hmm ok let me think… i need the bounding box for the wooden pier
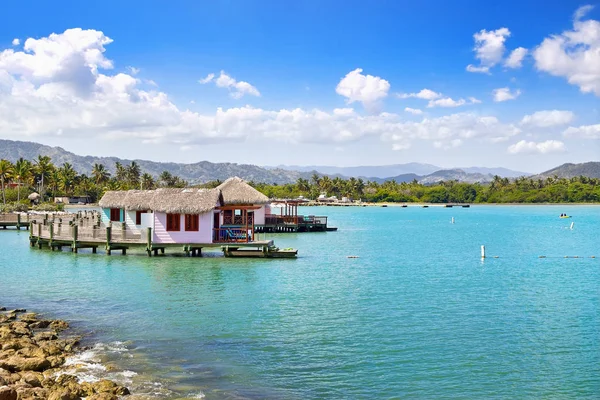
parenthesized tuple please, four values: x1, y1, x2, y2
(23, 212, 293, 258)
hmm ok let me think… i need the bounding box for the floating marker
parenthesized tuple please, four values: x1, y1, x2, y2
(481, 245, 486, 259)
(451, 217, 455, 224)
(570, 222, 574, 230)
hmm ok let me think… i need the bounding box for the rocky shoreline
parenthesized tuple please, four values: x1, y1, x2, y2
(0, 307, 130, 400)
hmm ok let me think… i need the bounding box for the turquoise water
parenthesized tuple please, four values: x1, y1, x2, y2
(1, 205, 599, 399)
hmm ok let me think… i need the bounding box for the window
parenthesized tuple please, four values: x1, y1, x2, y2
(110, 208, 121, 222)
(166, 213, 180, 231)
(185, 214, 199, 231)
(135, 210, 148, 225)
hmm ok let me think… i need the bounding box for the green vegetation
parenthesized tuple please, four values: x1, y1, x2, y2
(0, 155, 598, 212)
(0, 157, 187, 211)
(246, 174, 600, 204)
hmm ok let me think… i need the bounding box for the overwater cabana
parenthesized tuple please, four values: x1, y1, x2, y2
(256, 199, 336, 232)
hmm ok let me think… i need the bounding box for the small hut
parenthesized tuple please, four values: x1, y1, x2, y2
(217, 177, 270, 227)
(98, 191, 130, 223)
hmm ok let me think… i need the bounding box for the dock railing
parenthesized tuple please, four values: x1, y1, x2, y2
(213, 227, 254, 243)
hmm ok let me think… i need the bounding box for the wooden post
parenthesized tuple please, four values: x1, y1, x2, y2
(146, 227, 153, 257)
(122, 222, 126, 240)
(106, 226, 112, 255)
(49, 223, 54, 250)
(72, 225, 78, 253)
(16, 214, 21, 230)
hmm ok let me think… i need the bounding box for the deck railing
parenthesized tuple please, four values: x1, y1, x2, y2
(264, 214, 328, 225)
(213, 227, 254, 243)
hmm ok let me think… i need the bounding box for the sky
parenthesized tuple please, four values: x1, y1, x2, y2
(0, 1, 598, 174)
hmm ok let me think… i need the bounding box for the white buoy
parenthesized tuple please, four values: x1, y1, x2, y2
(481, 245, 486, 259)
(570, 222, 574, 230)
(451, 217, 455, 224)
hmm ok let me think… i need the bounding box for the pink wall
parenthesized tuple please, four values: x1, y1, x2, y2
(153, 212, 215, 244)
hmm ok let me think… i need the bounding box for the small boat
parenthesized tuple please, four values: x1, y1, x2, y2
(560, 215, 572, 219)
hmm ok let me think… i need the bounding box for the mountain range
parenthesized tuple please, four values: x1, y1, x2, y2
(0, 139, 598, 184)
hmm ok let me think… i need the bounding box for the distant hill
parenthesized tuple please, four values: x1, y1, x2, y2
(532, 162, 600, 180)
(419, 169, 494, 184)
(0, 139, 315, 185)
(270, 163, 441, 178)
(460, 167, 531, 177)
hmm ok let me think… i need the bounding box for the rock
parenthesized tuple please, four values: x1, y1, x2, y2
(54, 375, 77, 387)
(0, 386, 17, 400)
(28, 321, 50, 330)
(48, 388, 80, 400)
(15, 386, 49, 400)
(15, 347, 46, 360)
(45, 356, 65, 369)
(91, 380, 129, 396)
(1, 356, 50, 372)
(86, 394, 117, 400)
(78, 382, 94, 397)
(2, 338, 33, 351)
(20, 371, 43, 387)
(48, 321, 68, 332)
(0, 369, 21, 385)
(7, 323, 29, 337)
(37, 343, 62, 357)
(13, 310, 26, 314)
(0, 307, 6, 311)
(18, 314, 37, 324)
(33, 332, 57, 342)
(0, 317, 9, 325)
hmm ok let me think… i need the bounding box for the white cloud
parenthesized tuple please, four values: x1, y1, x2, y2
(397, 88, 441, 100)
(0, 28, 525, 155)
(563, 123, 600, 139)
(466, 27, 511, 73)
(507, 140, 566, 154)
(11, 38, 19, 46)
(520, 110, 575, 127)
(504, 47, 528, 68)
(404, 107, 423, 115)
(198, 73, 215, 84)
(126, 66, 140, 75)
(533, 5, 600, 96)
(427, 97, 480, 108)
(493, 87, 521, 102)
(335, 68, 390, 112)
(466, 65, 490, 74)
(434, 139, 463, 149)
(198, 71, 260, 99)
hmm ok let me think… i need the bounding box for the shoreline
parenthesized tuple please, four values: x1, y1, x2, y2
(0, 307, 131, 400)
(300, 202, 600, 207)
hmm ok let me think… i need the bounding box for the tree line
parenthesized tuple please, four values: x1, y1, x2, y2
(0, 156, 186, 210)
(249, 173, 600, 204)
(1, 156, 599, 211)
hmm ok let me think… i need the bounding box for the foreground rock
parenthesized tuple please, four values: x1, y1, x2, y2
(0, 308, 130, 399)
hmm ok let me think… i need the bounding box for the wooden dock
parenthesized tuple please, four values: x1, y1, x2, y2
(255, 214, 337, 233)
(22, 212, 293, 258)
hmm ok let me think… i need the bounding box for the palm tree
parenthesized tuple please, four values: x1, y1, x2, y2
(14, 157, 32, 202)
(58, 163, 77, 196)
(0, 159, 14, 205)
(34, 155, 54, 201)
(114, 162, 127, 183)
(296, 178, 310, 193)
(91, 163, 111, 185)
(159, 171, 174, 187)
(127, 161, 141, 187)
(141, 173, 155, 190)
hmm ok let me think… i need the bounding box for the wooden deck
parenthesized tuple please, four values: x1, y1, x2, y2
(255, 214, 336, 233)
(22, 212, 289, 258)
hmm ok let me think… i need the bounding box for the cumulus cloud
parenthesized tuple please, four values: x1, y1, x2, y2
(198, 71, 260, 99)
(504, 47, 528, 68)
(404, 107, 423, 115)
(533, 5, 600, 96)
(563, 123, 600, 139)
(507, 140, 566, 154)
(493, 87, 521, 102)
(466, 27, 511, 73)
(397, 88, 441, 100)
(0, 28, 527, 154)
(335, 68, 390, 112)
(427, 97, 481, 108)
(11, 38, 19, 46)
(520, 110, 575, 127)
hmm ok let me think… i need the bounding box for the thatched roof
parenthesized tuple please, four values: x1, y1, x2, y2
(217, 177, 270, 205)
(149, 188, 222, 214)
(98, 191, 129, 208)
(122, 190, 154, 211)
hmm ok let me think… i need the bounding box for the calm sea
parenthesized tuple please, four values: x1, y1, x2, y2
(1, 205, 598, 399)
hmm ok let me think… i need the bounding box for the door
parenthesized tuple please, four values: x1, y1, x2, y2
(213, 212, 220, 241)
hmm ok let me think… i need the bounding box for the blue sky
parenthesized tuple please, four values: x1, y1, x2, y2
(0, 1, 598, 173)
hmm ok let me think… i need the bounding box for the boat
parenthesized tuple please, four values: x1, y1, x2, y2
(560, 215, 572, 219)
(222, 245, 298, 258)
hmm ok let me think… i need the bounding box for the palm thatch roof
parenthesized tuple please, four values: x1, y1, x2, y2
(148, 188, 222, 214)
(98, 191, 130, 208)
(217, 177, 270, 205)
(122, 190, 154, 211)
